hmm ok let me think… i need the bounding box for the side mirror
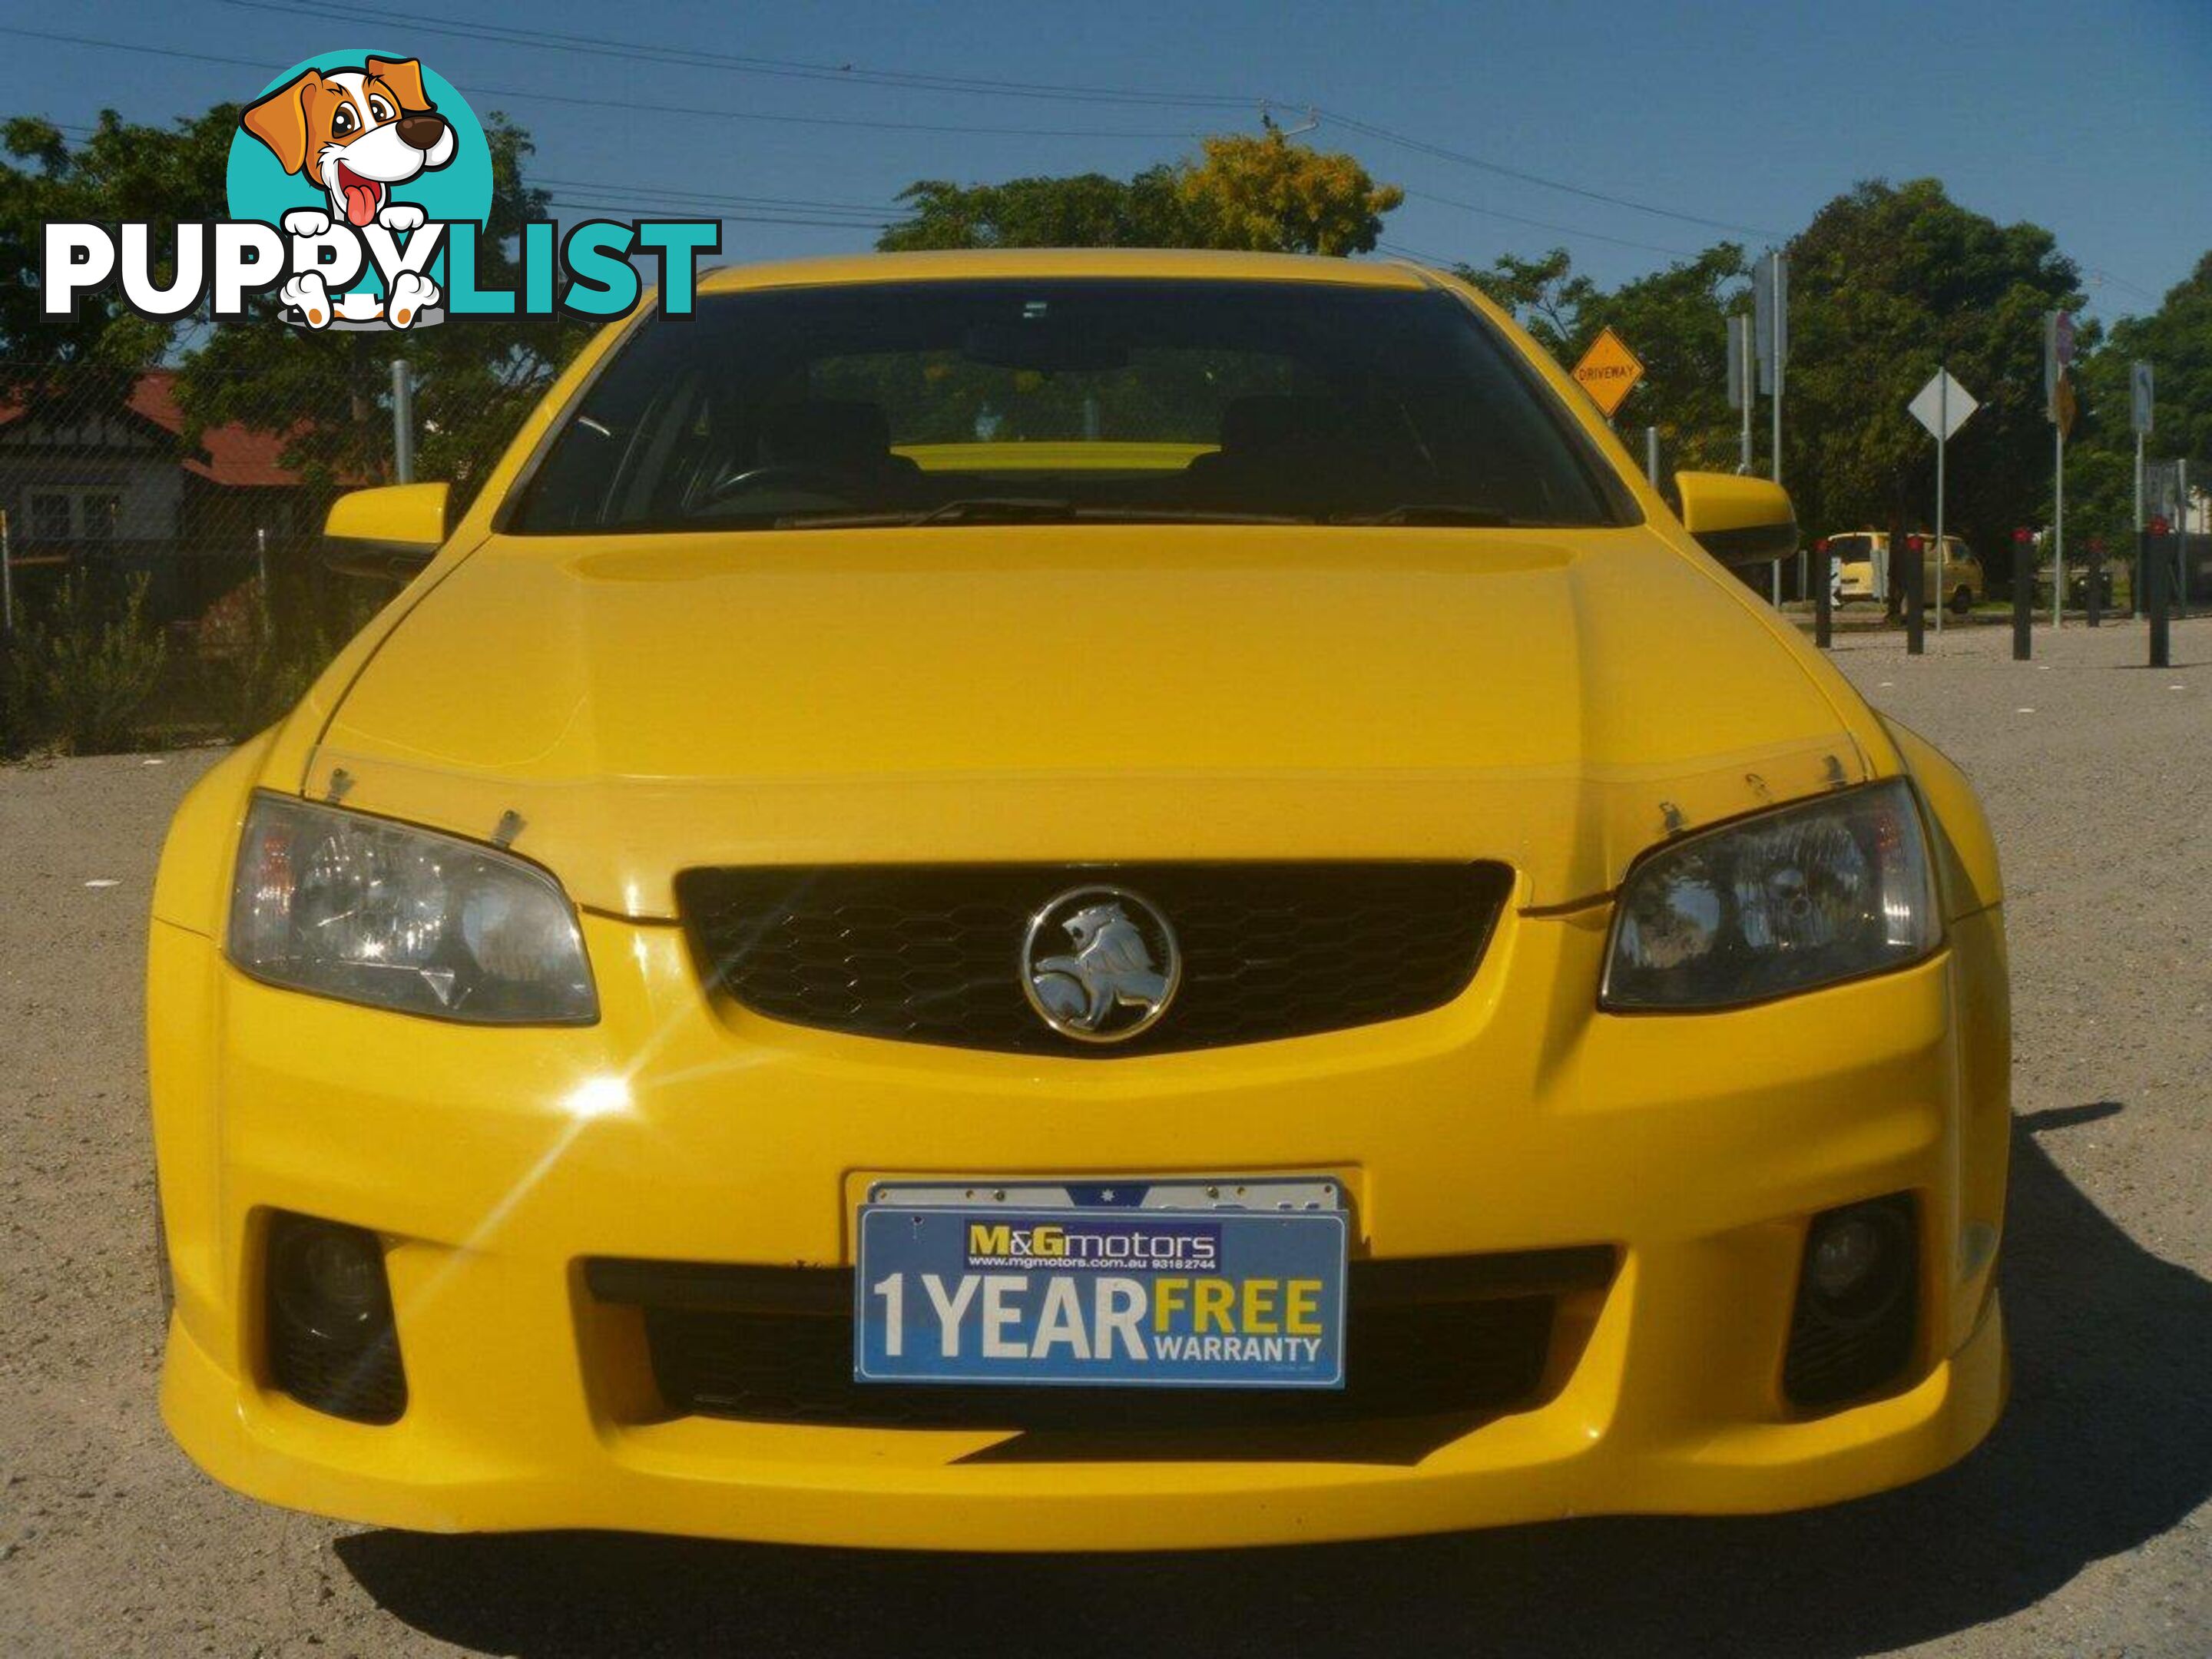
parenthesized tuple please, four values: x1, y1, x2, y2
(324, 482, 450, 581)
(1673, 472, 1798, 566)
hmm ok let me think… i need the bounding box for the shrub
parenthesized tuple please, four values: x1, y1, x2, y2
(191, 571, 376, 743)
(2, 578, 168, 756)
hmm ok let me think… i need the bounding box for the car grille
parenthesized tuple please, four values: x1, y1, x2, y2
(676, 862, 1513, 1055)
(586, 1249, 1613, 1433)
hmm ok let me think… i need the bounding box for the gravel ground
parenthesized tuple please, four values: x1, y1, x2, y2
(3, 617, 2207, 1658)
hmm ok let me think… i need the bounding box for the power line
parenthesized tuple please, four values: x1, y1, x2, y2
(542, 198, 882, 230)
(215, 0, 1257, 110)
(203, 4, 1786, 240)
(0, 27, 1204, 141)
(2085, 267, 2161, 305)
(1403, 190, 1701, 260)
(532, 177, 895, 216)
(1374, 240, 1458, 268)
(1316, 108, 1784, 240)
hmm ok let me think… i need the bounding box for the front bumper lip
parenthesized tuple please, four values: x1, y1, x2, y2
(160, 1286, 2005, 1551)
(150, 889, 2011, 1548)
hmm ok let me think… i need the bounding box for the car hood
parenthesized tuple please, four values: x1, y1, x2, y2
(305, 525, 1874, 917)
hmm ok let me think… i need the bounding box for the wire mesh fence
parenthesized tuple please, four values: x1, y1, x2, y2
(0, 356, 548, 753)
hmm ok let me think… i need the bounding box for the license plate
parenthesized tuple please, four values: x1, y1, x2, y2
(854, 1182, 1348, 1389)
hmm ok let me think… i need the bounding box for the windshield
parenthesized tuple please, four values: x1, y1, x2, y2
(506, 279, 1628, 534)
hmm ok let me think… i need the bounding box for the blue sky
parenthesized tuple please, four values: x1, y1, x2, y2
(5, 0, 2207, 321)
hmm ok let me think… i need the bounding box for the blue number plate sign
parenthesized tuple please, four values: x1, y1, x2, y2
(855, 1200, 1347, 1389)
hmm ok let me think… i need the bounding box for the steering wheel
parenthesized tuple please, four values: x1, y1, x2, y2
(702, 462, 869, 504)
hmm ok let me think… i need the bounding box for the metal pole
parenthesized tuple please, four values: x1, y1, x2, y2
(2052, 424, 2065, 628)
(1814, 541, 1832, 649)
(391, 358, 416, 485)
(2177, 460, 2190, 620)
(1644, 426, 1660, 488)
(255, 525, 269, 592)
(2133, 429, 2145, 617)
(1934, 368, 1946, 636)
(2145, 526, 2169, 669)
(0, 508, 12, 637)
(1904, 537, 1926, 655)
(1737, 313, 1753, 474)
(1769, 250, 1784, 611)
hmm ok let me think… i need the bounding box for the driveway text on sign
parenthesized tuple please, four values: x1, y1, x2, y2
(1571, 326, 1645, 417)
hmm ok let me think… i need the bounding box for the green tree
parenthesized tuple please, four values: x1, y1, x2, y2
(2071, 250, 2212, 548)
(0, 108, 236, 374)
(1783, 178, 2084, 562)
(879, 128, 1402, 257)
(879, 169, 1192, 251)
(1459, 243, 1750, 472)
(1456, 247, 1594, 354)
(172, 113, 588, 503)
(1177, 126, 1402, 255)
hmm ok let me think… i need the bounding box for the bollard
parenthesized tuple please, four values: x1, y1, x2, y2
(2012, 528, 2033, 661)
(1902, 535, 1926, 655)
(2085, 538, 2102, 628)
(1813, 538, 1833, 649)
(2145, 525, 2170, 670)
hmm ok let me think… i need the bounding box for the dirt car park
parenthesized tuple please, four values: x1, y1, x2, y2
(2, 617, 2207, 1658)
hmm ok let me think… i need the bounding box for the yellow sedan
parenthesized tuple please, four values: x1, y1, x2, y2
(149, 249, 2008, 1551)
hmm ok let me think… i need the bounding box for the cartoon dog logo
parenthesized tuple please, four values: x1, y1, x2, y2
(240, 57, 452, 329)
(1025, 895, 1180, 1041)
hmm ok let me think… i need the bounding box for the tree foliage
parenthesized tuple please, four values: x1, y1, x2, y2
(1, 108, 235, 375)
(1783, 178, 2084, 558)
(1464, 243, 1750, 472)
(879, 168, 1188, 251)
(1177, 127, 1402, 255)
(171, 113, 588, 498)
(1460, 180, 2121, 564)
(879, 126, 1401, 257)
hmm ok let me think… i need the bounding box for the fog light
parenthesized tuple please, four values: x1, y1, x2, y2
(272, 1222, 385, 1339)
(1810, 1215, 1883, 1300)
(1803, 1201, 1910, 1324)
(1785, 1194, 1918, 1409)
(263, 1212, 406, 1423)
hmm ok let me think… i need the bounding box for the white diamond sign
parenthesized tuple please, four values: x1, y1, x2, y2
(1909, 370, 1979, 441)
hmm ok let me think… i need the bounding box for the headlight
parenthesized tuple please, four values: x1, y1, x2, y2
(227, 794, 596, 1024)
(1601, 779, 1938, 1011)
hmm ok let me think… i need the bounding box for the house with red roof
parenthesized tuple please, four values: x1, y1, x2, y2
(0, 369, 334, 620)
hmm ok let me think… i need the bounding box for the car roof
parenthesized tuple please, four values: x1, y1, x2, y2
(695, 248, 1437, 296)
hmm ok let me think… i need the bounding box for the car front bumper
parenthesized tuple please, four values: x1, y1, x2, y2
(150, 895, 2011, 1551)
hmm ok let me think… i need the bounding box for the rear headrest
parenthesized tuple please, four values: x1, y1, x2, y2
(760, 400, 894, 465)
(1218, 394, 1352, 454)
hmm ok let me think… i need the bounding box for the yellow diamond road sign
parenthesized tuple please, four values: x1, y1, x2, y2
(1571, 326, 1645, 418)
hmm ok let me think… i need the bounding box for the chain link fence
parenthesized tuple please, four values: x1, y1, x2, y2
(0, 357, 547, 753)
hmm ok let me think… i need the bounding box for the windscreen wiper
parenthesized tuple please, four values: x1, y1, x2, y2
(774, 501, 1311, 529)
(1329, 504, 1519, 526)
(914, 496, 1081, 525)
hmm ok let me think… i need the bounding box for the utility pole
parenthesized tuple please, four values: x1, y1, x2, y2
(391, 358, 416, 485)
(1755, 251, 1787, 608)
(1727, 312, 1753, 473)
